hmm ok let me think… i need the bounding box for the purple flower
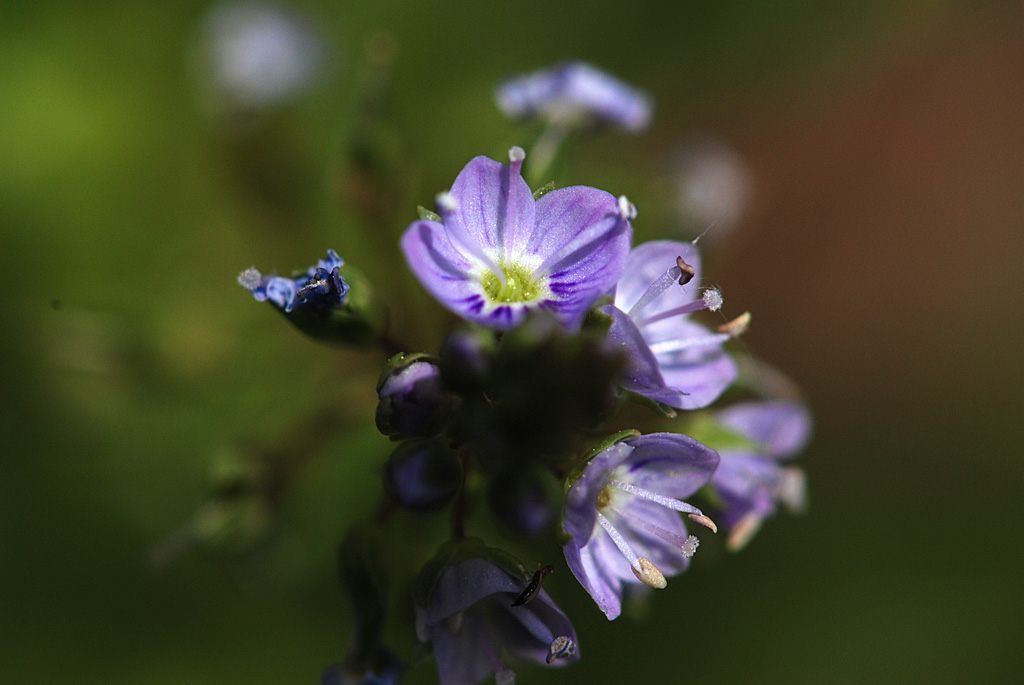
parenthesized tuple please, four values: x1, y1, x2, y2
(401, 148, 633, 330)
(238, 249, 348, 313)
(604, 240, 738, 410)
(710, 400, 811, 550)
(562, 432, 719, 620)
(496, 61, 652, 133)
(417, 555, 579, 685)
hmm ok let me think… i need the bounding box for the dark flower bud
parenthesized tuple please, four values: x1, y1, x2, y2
(375, 355, 450, 438)
(438, 328, 495, 394)
(383, 440, 462, 511)
(487, 466, 559, 538)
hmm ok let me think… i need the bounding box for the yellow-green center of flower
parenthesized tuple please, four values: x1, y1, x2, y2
(481, 262, 544, 304)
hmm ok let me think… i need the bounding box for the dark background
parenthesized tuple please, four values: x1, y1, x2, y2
(2, 1, 1022, 682)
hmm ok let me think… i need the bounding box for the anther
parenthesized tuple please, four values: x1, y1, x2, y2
(680, 535, 700, 558)
(725, 513, 763, 552)
(508, 146, 526, 164)
(435, 191, 458, 215)
(718, 311, 751, 337)
(617, 195, 638, 220)
(632, 557, 667, 589)
(546, 636, 577, 664)
(675, 256, 695, 286)
(688, 512, 718, 534)
(237, 267, 263, 291)
(702, 288, 723, 312)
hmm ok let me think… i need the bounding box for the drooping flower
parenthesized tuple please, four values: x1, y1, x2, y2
(562, 432, 719, 620)
(238, 249, 348, 313)
(708, 400, 812, 551)
(401, 148, 633, 330)
(604, 240, 739, 410)
(496, 61, 652, 133)
(416, 553, 579, 685)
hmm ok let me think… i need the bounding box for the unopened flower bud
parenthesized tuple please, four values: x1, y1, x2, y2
(376, 356, 451, 438)
(383, 440, 462, 512)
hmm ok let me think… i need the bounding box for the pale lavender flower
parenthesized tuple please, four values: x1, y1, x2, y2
(417, 556, 579, 685)
(401, 148, 633, 330)
(496, 61, 652, 132)
(562, 432, 719, 620)
(710, 400, 811, 551)
(199, 2, 324, 109)
(604, 240, 738, 410)
(238, 249, 348, 313)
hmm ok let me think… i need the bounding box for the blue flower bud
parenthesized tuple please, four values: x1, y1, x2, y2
(375, 356, 450, 438)
(383, 440, 461, 512)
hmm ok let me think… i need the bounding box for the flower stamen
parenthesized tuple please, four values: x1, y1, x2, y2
(626, 263, 684, 320)
(647, 332, 732, 355)
(608, 479, 704, 516)
(614, 505, 702, 559)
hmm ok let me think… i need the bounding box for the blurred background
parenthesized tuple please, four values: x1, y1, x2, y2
(2, 0, 1022, 682)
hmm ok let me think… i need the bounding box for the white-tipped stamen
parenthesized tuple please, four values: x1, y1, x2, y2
(634, 297, 711, 326)
(688, 512, 718, 534)
(680, 535, 700, 558)
(702, 288, 723, 311)
(500, 147, 527, 261)
(614, 505, 697, 556)
(626, 264, 684, 320)
(725, 513, 763, 552)
(609, 479, 704, 515)
(647, 332, 732, 356)
(435, 191, 458, 214)
(596, 512, 641, 568)
(617, 194, 637, 220)
(237, 267, 263, 291)
(546, 636, 577, 664)
(718, 311, 751, 337)
(632, 557, 667, 589)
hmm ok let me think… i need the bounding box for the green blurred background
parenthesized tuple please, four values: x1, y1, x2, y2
(2, 1, 1022, 682)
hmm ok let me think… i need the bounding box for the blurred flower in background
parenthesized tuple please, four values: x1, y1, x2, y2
(669, 136, 753, 245)
(192, 2, 326, 125)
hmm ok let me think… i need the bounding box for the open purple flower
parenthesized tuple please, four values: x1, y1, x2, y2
(417, 555, 579, 685)
(604, 240, 738, 410)
(238, 249, 348, 313)
(710, 400, 811, 550)
(401, 148, 633, 330)
(496, 61, 652, 133)
(562, 432, 719, 620)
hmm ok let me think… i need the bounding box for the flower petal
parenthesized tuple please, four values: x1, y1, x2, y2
(717, 401, 813, 459)
(564, 537, 623, 620)
(562, 442, 633, 544)
(401, 219, 493, 324)
(449, 155, 536, 260)
(621, 432, 720, 498)
(431, 609, 500, 685)
(424, 557, 520, 625)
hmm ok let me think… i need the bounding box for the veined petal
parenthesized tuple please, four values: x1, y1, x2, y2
(449, 155, 536, 259)
(424, 557, 519, 625)
(603, 305, 671, 402)
(531, 186, 629, 279)
(565, 537, 623, 620)
(563, 442, 633, 543)
(401, 219, 492, 324)
(496, 588, 578, 666)
(431, 609, 499, 685)
(620, 432, 720, 497)
(717, 401, 813, 459)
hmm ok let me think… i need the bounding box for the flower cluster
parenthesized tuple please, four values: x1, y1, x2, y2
(227, 62, 812, 685)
